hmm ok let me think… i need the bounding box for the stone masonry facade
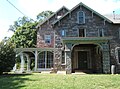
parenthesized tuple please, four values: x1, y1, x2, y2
(37, 2, 120, 74)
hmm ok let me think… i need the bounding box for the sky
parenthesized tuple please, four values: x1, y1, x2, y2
(0, 0, 120, 41)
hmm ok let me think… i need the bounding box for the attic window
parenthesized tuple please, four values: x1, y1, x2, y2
(77, 11, 85, 24)
(57, 16, 62, 19)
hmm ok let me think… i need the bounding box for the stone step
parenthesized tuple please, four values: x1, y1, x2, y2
(41, 71, 51, 74)
(57, 71, 66, 74)
(72, 72, 87, 75)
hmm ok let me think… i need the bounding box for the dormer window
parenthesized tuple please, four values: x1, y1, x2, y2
(57, 16, 62, 19)
(77, 11, 85, 24)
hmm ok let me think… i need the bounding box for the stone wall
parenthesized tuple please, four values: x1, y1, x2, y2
(37, 4, 120, 73)
(53, 5, 120, 73)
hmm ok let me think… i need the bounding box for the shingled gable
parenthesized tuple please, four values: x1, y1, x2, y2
(36, 6, 69, 28)
(52, 2, 113, 25)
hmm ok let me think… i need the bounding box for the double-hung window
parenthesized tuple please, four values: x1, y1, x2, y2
(77, 11, 85, 24)
(45, 35, 51, 44)
(61, 29, 66, 37)
(98, 29, 104, 37)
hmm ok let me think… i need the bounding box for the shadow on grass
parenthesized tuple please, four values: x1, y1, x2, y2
(0, 73, 32, 89)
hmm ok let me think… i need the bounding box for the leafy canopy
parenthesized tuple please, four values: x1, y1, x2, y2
(10, 11, 54, 48)
(0, 39, 16, 74)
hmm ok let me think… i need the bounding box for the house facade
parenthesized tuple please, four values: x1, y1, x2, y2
(16, 2, 120, 74)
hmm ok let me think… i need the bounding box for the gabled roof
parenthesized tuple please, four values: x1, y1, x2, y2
(36, 6, 69, 28)
(52, 2, 113, 25)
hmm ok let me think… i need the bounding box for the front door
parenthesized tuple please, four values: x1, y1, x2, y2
(78, 51, 88, 70)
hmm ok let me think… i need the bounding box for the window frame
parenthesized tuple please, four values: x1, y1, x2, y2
(79, 29, 86, 37)
(98, 29, 104, 37)
(61, 29, 66, 37)
(44, 35, 51, 44)
(38, 51, 53, 69)
(77, 11, 85, 24)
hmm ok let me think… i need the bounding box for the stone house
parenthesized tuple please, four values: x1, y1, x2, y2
(16, 2, 120, 74)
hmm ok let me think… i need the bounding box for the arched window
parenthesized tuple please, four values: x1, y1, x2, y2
(77, 11, 85, 24)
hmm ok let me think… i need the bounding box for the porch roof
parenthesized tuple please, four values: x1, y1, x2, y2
(15, 48, 55, 53)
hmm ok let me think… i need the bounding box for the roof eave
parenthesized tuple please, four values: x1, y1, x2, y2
(36, 6, 69, 28)
(53, 2, 113, 26)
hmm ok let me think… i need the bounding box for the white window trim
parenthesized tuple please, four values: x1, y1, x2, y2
(115, 47, 120, 65)
(84, 29, 86, 37)
(61, 29, 66, 37)
(77, 11, 85, 24)
(38, 51, 53, 69)
(44, 35, 51, 44)
(98, 29, 104, 37)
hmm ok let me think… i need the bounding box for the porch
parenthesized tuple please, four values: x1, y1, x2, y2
(14, 48, 55, 73)
(63, 37, 111, 74)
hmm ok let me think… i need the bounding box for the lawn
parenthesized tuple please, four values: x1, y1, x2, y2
(0, 73, 120, 89)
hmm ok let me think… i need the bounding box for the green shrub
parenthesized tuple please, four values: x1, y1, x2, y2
(0, 41, 16, 74)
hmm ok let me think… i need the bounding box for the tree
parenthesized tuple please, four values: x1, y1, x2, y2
(37, 10, 54, 22)
(10, 11, 54, 48)
(0, 38, 16, 74)
(8, 16, 34, 32)
(10, 22, 37, 48)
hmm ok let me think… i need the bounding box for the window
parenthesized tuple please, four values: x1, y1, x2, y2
(38, 51, 53, 69)
(98, 29, 104, 37)
(77, 11, 85, 24)
(61, 30, 66, 37)
(45, 35, 51, 44)
(79, 29, 85, 37)
(47, 51, 53, 68)
(38, 51, 45, 68)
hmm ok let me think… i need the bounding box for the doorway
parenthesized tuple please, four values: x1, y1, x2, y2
(78, 51, 88, 70)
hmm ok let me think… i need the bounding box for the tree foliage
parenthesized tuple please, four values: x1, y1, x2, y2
(10, 11, 54, 48)
(11, 22, 37, 48)
(0, 39, 16, 74)
(37, 10, 54, 22)
(9, 16, 34, 32)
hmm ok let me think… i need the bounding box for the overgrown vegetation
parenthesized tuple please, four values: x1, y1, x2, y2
(0, 39, 16, 74)
(0, 73, 120, 89)
(9, 11, 54, 48)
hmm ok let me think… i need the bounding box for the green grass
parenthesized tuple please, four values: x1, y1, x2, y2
(0, 73, 120, 89)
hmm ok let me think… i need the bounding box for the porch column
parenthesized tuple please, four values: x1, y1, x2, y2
(26, 54, 31, 72)
(102, 42, 110, 73)
(20, 53, 25, 72)
(65, 43, 72, 74)
(35, 50, 38, 71)
(65, 50, 72, 74)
